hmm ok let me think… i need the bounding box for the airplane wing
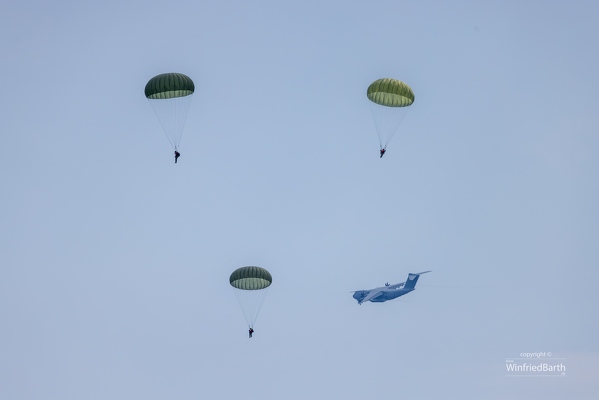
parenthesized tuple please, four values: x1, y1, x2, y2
(387, 281, 405, 290)
(360, 289, 385, 303)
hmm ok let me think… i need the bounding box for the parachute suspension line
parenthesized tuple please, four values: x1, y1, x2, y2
(370, 102, 410, 149)
(149, 98, 174, 150)
(250, 287, 269, 327)
(148, 95, 193, 150)
(232, 287, 270, 328)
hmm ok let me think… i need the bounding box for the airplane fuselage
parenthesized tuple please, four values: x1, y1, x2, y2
(371, 287, 414, 302)
(352, 287, 414, 303)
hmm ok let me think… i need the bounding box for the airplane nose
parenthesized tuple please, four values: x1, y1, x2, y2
(352, 291, 366, 302)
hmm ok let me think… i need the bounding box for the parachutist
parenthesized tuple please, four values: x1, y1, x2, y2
(230, 266, 272, 334)
(368, 78, 414, 157)
(146, 73, 194, 154)
(174, 150, 180, 163)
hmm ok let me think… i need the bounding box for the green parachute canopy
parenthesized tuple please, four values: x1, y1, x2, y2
(230, 266, 272, 329)
(367, 78, 414, 108)
(230, 266, 272, 290)
(145, 73, 195, 99)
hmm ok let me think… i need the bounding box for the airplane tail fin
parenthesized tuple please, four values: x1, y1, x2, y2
(403, 270, 431, 290)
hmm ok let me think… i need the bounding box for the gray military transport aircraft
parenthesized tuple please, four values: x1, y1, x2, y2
(352, 271, 431, 305)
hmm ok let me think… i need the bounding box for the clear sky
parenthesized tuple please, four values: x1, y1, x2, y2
(1, 0, 598, 399)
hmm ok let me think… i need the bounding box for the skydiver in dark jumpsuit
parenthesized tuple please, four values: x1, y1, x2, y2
(174, 150, 180, 163)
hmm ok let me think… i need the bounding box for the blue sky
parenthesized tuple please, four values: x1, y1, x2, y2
(1, 1, 598, 399)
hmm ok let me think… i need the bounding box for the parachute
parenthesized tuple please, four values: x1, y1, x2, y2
(230, 266, 272, 329)
(367, 78, 414, 151)
(145, 73, 195, 151)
